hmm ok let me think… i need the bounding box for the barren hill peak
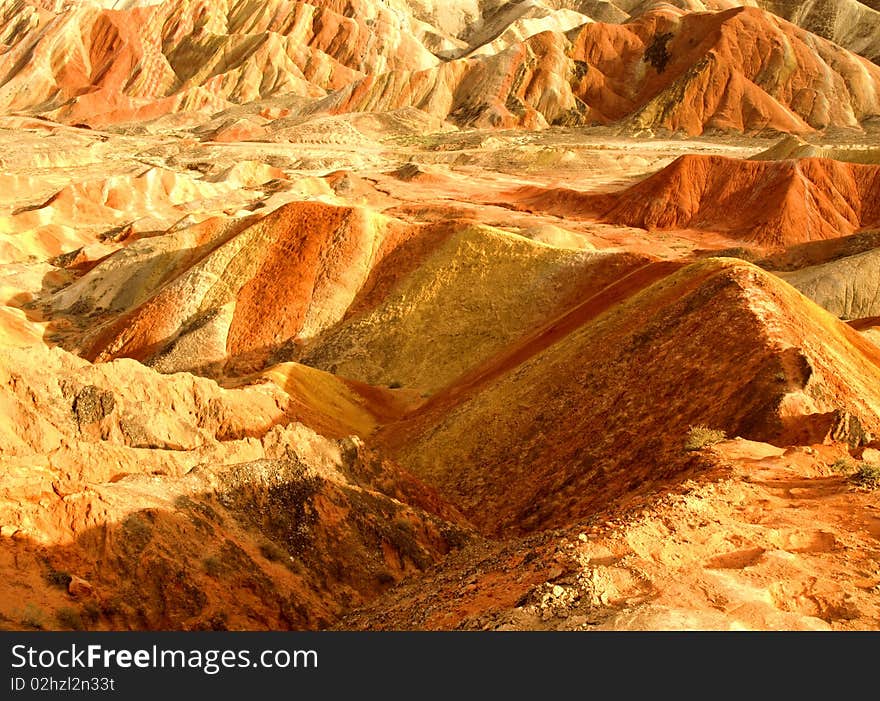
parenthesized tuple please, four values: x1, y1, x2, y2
(377, 258, 880, 535)
(508, 154, 880, 248)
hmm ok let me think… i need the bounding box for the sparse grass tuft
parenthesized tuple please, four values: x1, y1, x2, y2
(44, 570, 72, 589)
(684, 425, 727, 451)
(202, 556, 223, 578)
(81, 602, 101, 625)
(18, 604, 46, 630)
(830, 457, 855, 474)
(259, 541, 288, 563)
(55, 607, 84, 631)
(852, 462, 880, 488)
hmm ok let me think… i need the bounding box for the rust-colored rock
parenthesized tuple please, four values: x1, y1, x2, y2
(510, 155, 880, 248)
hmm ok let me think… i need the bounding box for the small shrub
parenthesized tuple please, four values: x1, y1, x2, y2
(55, 607, 84, 631)
(830, 457, 855, 474)
(852, 462, 880, 488)
(202, 556, 223, 578)
(207, 613, 228, 631)
(99, 597, 125, 619)
(121, 514, 153, 550)
(644, 31, 675, 73)
(18, 604, 46, 630)
(173, 495, 195, 511)
(376, 570, 396, 585)
(81, 602, 101, 625)
(259, 541, 287, 563)
(44, 570, 72, 589)
(684, 425, 727, 451)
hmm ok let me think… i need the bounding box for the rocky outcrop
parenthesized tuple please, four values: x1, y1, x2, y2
(0, 343, 470, 630)
(782, 247, 880, 319)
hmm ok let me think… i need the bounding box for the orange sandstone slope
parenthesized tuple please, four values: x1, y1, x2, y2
(570, 6, 880, 133)
(319, 7, 880, 133)
(607, 0, 880, 67)
(295, 230, 650, 393)
(509, 155, 880, 248)
(2, 2, 880, 133)
(54, 197, 653, 390)
(376, 258, 880, 536)
(0, 343, 470, 631)
(62, 202, 409, 375)
(339, 438, 880, 631)
(0, 0, 437, 125)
